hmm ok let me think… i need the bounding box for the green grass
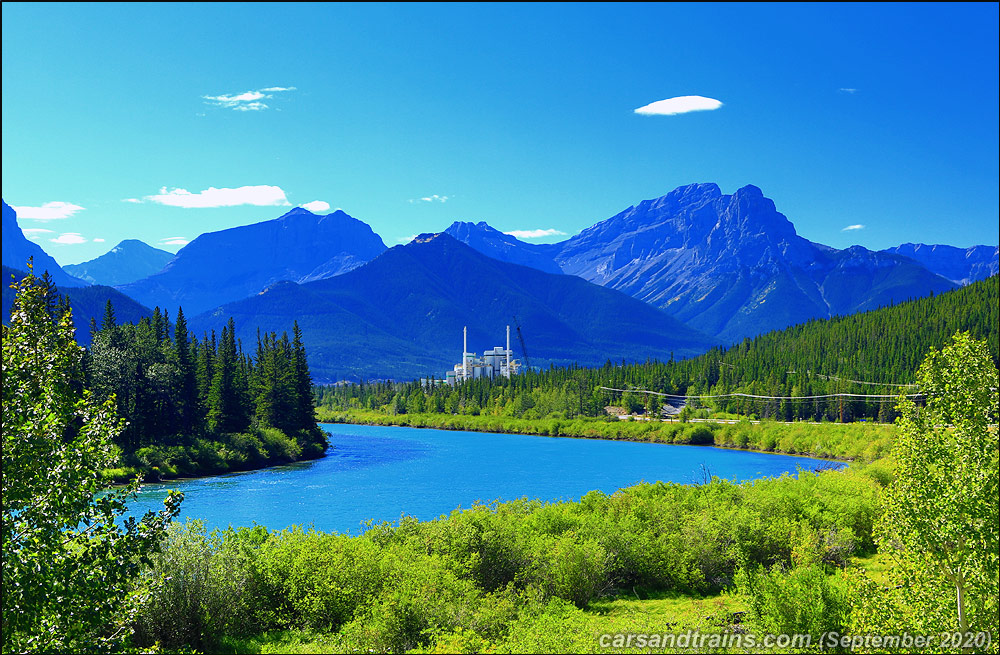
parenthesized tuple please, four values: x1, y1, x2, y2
(318, 408, 896, 462)
(849, 551, 894, 588)
(215, 630, 341, 654)
(208, 591, 747, 654)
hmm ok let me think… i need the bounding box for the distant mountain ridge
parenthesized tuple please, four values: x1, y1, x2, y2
(65, 239, 174, 286)
(117, 207, 388, 315)
(2, 264, 151, 345)
(443, 221, 563, 274)
(190, 233, 715, 382)
(881, 243, 999, 286)
(2, 200, 90, 287)
(445, 184, 990, 343)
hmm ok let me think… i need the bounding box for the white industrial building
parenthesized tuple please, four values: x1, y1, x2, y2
(445, 326, 521, 385)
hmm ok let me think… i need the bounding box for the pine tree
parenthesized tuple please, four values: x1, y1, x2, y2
(196, 332, 215, 414)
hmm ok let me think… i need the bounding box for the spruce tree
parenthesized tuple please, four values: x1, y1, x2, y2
(292, 322, 315, 433)
(172, 307, 199, 434)
(207, 319, 249, 434)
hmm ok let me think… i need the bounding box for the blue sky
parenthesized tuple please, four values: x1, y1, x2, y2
(2, 2, 997, 266)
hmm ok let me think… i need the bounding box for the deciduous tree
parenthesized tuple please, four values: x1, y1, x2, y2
(1, 268, 181, 653)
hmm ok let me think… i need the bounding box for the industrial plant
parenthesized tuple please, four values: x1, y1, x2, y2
(444, 326, 521, 384)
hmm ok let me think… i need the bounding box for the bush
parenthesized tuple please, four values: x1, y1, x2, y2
(524, 534, 609, 607)
(735, 563, 852, 641)
(253, 529, 386, 631)
(259, 426, 303, 461)
(684, 424, 715, 445)
(132, 521, 270, 649)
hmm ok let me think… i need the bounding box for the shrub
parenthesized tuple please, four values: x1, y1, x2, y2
(132, 521, 270, 649)
(735, 563, 852, 641)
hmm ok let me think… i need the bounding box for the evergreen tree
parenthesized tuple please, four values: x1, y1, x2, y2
(196, 332, 215, 414)
(207, 319, 249, 433)
(172, 307, 199, 434)
(101, 299, 116, 331)
(291, 322, 315, 432)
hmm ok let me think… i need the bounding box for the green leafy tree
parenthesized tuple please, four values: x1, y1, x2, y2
(851, 332, 999, 651)
(2, 269, 182, 653)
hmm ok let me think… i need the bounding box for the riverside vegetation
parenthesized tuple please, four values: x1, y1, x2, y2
(130, 333, 998, 654)
(3, 269, 997, 653)
(87, 298, 326, 482)
(315, 277, 998, 464)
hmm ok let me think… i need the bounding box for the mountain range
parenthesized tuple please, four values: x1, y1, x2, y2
(3, 185, 997, 380)
(189, 234, 714, 382)
(116, 207, 388, 315)
(880, 243, 999, 286)
(64, 239, 174, 286)
(445, 183, 994, 342)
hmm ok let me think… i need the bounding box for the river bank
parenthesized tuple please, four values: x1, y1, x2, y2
(316, 408, 894, 462)
(101, 425, 328, 484)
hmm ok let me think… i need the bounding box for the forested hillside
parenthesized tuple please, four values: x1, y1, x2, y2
(319, 275, 998, 423)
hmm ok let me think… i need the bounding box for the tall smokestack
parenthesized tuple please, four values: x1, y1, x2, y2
(463, 326, 468, 381)
(506, 325, 511, 377)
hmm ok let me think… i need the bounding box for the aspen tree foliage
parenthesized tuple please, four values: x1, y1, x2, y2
(2, 268, 180, 653)
(850, 332, 999, 653)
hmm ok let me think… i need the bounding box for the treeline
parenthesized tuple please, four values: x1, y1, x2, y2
(318, 276, 999, 423)
(83, 300, 326, 480)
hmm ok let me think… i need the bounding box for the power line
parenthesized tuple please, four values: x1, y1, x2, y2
(786, 371, 918, 388)
(598, 386, 923, 402)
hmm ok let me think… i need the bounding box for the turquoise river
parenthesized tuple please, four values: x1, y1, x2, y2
(125, 423, 844, 534)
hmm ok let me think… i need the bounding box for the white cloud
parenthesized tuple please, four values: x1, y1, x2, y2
(839, 88, 858, 94)
(203, 86, 296, 111)
(11, 201, 85, 220)
(93, 238, 106, 243)
(142, 185, 291, 208)
(397, 234, 418, 243)
(841, 224, 865, 231)
(301, 200, 331, 213)
(634, 95, 723, 116)
(233, 101, 268, 112)
(122, 198, 142, 203)
(49, 233, 88, 245)
(504, 228, 567, 239)
(409, 194, 449, 204)
(159, 237, 190, 246)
